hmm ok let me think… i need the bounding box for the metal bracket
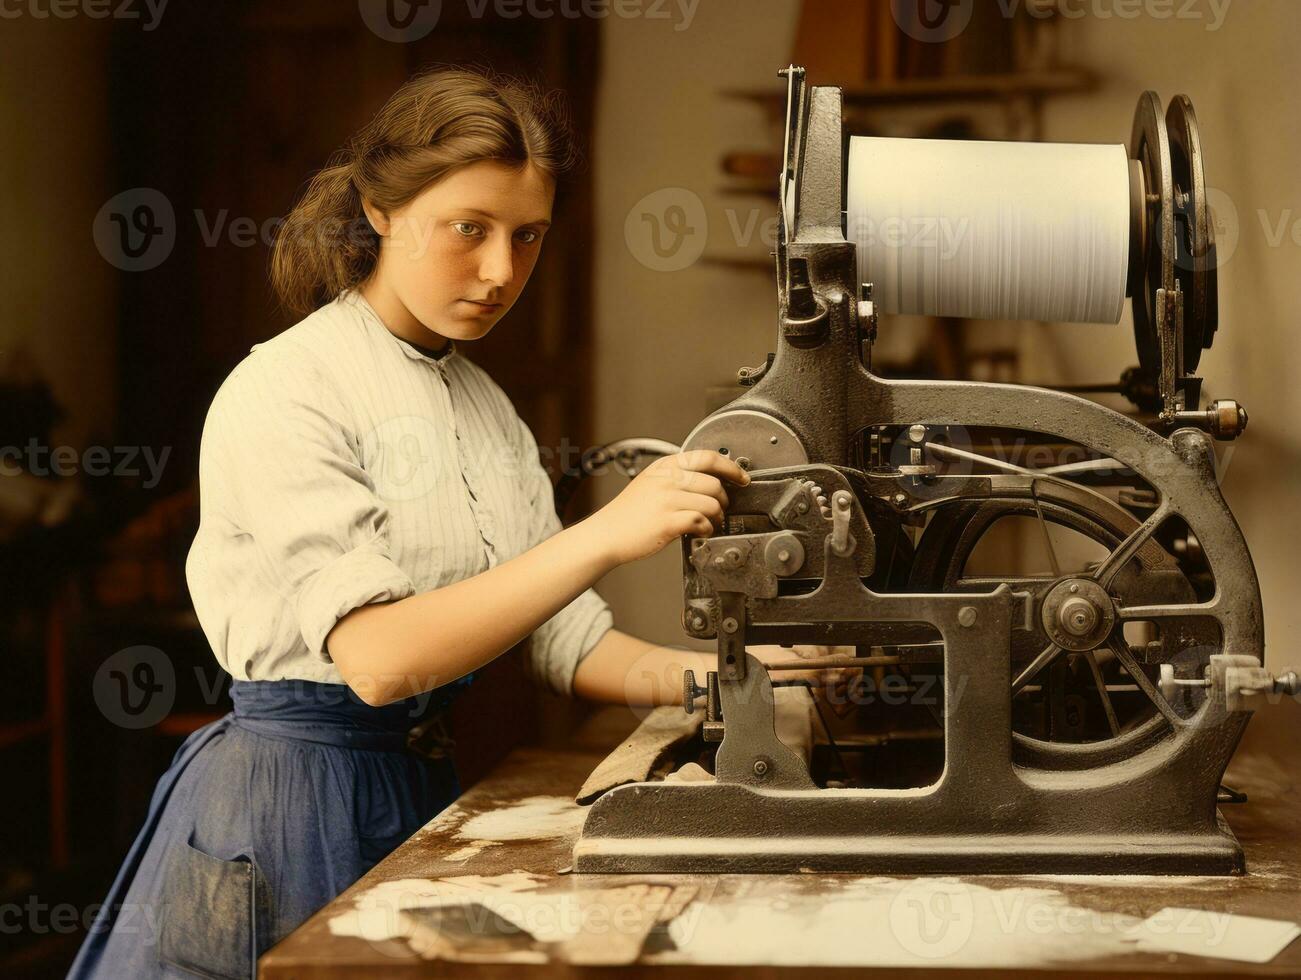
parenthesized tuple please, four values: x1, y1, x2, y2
(717, 591, 748, 683)
(714, 651, 817, 790)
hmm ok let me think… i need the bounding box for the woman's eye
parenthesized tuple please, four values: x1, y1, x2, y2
(516, 229, 541, 245)
(452, 222, 483, 237)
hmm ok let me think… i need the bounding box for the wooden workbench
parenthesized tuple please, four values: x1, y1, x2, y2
(261, 698, 1301, 978)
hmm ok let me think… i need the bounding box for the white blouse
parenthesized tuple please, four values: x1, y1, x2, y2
(184, 290, 613, 695)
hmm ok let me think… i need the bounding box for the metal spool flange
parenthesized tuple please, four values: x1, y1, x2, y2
(1129, 91, 1175, 378)
(1166, 94, 1219, 372)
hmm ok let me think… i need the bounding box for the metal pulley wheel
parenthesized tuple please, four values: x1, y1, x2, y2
(1166, 94, 1219, 371)
(1129, 91, 1219, 378)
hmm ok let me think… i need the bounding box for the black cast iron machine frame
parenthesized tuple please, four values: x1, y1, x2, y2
(573, 67, 1295, 875)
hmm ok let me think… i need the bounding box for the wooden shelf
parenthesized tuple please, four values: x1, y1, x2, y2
(726, 68, 1097, 108)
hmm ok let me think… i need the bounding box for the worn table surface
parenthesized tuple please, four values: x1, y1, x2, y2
(261, 697, 1301, 978)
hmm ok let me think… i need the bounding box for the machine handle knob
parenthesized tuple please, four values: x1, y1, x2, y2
(684, 669, 708, 714)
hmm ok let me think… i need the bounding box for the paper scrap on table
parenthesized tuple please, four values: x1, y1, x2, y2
(329, 872, 698, 966)
(1125, 907, 1300, 963)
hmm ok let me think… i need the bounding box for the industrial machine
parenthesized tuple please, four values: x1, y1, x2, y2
(569, 67, 1297, 875)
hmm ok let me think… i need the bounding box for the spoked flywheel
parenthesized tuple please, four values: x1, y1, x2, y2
(908, 478, 1222, 769)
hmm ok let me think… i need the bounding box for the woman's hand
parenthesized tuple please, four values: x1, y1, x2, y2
(585, 450, 750, 566)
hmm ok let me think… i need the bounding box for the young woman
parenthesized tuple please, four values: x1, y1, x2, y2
(70, 67, 846, 979)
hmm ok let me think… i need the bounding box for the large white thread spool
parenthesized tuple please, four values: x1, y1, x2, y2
(846, 137, 1132, 324)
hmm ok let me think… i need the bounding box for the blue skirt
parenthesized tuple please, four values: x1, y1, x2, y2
(67, 676, 472, 979)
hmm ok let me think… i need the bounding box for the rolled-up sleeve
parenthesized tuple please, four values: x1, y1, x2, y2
(203, 342, 415, 662)
(511, 413, 613, 696)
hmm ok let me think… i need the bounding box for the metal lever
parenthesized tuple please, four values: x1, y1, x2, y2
(830, 490, 856, 557)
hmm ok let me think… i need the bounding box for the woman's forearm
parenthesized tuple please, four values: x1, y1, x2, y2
(572, 634, 843, 708)
(326, 449, 750, 706)
(327, 515, 617, 704)
(572, 628, 715, 706)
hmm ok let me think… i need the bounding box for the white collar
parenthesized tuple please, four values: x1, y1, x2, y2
(342, 290, 457, 366)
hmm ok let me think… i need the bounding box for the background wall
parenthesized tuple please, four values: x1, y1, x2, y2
(591, 0, 802, 649)
(0, 19, 117, 451)
(589, 0, 1301, 675)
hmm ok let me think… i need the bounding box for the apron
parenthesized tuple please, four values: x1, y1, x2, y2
(67, 675, 473, 979)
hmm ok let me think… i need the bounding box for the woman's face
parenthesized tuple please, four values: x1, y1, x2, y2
(361, 159, 554, 348)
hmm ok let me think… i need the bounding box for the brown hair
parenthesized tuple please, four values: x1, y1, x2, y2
(271, 66, 578, 315)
